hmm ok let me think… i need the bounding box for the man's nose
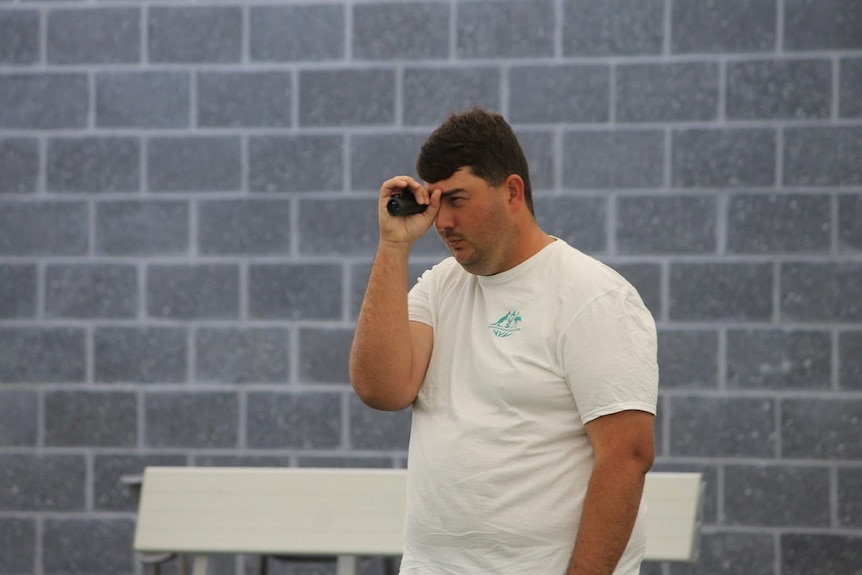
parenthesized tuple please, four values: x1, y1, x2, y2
(434, 204, 453, 232)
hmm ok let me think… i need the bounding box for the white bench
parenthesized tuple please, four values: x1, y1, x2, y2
(133, 467, 703, 575)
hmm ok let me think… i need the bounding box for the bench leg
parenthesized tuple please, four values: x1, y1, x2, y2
(191, 555, 208, 575)
(336, 555, 358, 575)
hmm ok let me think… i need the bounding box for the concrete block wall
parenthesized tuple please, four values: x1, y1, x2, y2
(0, 0, 860, 573)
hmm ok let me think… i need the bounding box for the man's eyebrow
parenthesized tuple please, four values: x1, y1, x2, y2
(439, 188, 467, 198)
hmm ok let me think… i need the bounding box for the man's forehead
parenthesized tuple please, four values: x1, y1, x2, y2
(424, 166, 477, 189)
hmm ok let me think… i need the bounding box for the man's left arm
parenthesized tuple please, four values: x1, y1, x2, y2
(566, 409, 656, 575)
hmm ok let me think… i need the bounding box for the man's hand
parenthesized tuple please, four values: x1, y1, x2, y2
(378, 176, 440, 247)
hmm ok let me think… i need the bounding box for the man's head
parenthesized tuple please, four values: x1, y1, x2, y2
(416, 108, 534, 215)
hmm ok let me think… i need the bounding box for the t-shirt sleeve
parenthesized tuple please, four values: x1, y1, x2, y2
(561, 286, 658, 423)
(408, 269, 433, 327)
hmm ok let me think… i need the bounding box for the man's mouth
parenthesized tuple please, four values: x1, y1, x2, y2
(445, 235, 465, 249)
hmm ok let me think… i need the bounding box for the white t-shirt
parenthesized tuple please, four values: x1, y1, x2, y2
(402, 239, 658, 575)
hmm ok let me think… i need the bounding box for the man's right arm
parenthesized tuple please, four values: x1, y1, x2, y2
(349, 177, 438, 411)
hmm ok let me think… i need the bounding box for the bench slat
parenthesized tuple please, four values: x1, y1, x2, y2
(134, 467, 702, 563)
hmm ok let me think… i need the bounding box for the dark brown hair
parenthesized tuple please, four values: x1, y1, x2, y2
(416, 108, 534, 214)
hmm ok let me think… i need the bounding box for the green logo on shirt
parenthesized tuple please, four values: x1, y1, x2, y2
(489, 310, 521, 338)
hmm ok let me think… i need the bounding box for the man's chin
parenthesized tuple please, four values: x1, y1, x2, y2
(455, 253, 488, 274)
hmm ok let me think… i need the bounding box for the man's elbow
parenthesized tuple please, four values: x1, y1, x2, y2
(625, 436, 655, 478)
(350, 376, 415, 412)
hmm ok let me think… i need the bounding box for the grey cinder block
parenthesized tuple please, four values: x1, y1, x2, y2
(0, 518, 35, 574)
(299, 69, 395, 126)
(249, 263, 342, 320)
(350, 134, 426, 192)
(669, 262, 773, 321)
(296, 197, 379, 257)
(726, 59, 832, 120)
(0, 9, 39, 65)
(96, 71, 190, 128)
(45, 264, 138, 319)
(616, 62, 719, 122)
(563, 130, 665, 189)
(656, 329, 719, 389)
(839, 58, 862, 118)
(669, 396, 775, 457)
(96, 200, 189, 256)
(534, 196, 606, 254)
(298, 327, 353, 384)
(246, 391, 343, 449)
(147, 264, 239, 320)
(197, 71, 292, 128)
(783, 126, 862, 186)
(249, 135, 343, 193)
(145, 392, 239, 448)
(43, 519, 135, 575)
(838, 468, 862, 527)
(781, 262, 862, 322)
(667, 532, 775, 575)
(616, 195, 717, 254)
(0, 454, 86, 511)
(727, 193, 831, 254)
(509, 64, 609, 124)
(515, 130, 555, 191)
(838, 331, 862, 390)
(197, 199, 292, 255)
(196, 327, 290, 384)
(781, 533, 862, 575)
(0, 201, 88, 256)
(0, 73, 88, 129)
(0, 327, 85, 383)
(0, 138, 38, 194)
(782, 398, 862, 459)
(671, 0, 776, 53)
(0, 390, 37, 447)
(250, 5, 345, 62)
(46, 137, 140, 193)
(353, 2, 449, 60)
(148, 6, 242, 63)
(403, 67, 501, 126)
(94, 327, 187, 384)
(457, 0, 554, 59)
(148, 136, 241, 192)
(784, 0, 862, 50)
(0, 265, 36, 318)
(44, 391, 138, 447)
(727, 329, 832, 390)
(47, 7, 140, 65)
(672, 128, 776, 188)
(724, 465, 830, 526)
(563, 0, 664, 56)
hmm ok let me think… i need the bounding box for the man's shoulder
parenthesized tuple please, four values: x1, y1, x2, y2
(547, 241, 632, 290)
(413, 257, 471, 294)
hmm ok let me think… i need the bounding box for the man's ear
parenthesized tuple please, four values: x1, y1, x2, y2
(505, 174, 526, 209)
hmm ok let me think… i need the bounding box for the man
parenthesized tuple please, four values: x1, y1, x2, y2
(349, 108, 658, 575)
